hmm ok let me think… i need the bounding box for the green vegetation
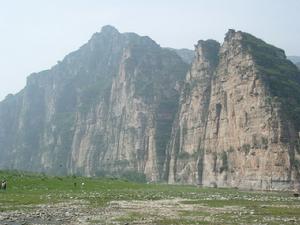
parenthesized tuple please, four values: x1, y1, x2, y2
(242, 143, 251, 155)
(1, 170, 300, 224)
(220, 151, 228, 173)
(242, 33, 300, 131)
(261, 136, 269, 149)
(228, 146, 235, 153)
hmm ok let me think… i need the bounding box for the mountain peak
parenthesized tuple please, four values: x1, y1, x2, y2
(100, 25, 119, 34)
(195, 39, 220, 67)
(224, 29, 244, 42)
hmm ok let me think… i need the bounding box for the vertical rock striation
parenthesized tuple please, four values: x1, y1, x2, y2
(166, 30, 300, 191)
(0, 26, 188, 180)
(1, 27, 300, 191)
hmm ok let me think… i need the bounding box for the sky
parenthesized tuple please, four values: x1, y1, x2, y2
(0, 0, 299, 101)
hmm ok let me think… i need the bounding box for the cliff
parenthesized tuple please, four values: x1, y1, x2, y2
(165, 30, 300, 191)
(1, 27, 300, 191)
(0, 26, 188, 180)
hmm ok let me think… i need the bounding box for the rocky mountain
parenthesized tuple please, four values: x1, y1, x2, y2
(167, 48, 194, 64)
(1, 26, 300, 191)
(0, 25, 188, 180)
(165, 30, 300, 191)
(296, 62, 300, 69)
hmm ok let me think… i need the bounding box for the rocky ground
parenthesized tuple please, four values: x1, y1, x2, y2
(0, 198, 237, 225)
(1, 171, 300, 225)
(1, 197, 300, 225)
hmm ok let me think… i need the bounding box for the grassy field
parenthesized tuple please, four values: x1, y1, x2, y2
(0, 170, 300, 225)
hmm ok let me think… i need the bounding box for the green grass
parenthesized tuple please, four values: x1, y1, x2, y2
(1, 170, 300, 224)
(115, 212, 145, 223)
(155, 218, 211, 225)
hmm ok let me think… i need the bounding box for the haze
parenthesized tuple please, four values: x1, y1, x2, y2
(0, 0, 299, 101)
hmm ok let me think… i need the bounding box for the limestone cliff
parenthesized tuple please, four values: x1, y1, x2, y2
(165, 30, 300, 191)
(0, 26, 188, 180)
(1, 27, 300, 191)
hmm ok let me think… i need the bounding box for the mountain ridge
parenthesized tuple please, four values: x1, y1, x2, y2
(0, 26, 188, 180)
(1, 26, 300, 191)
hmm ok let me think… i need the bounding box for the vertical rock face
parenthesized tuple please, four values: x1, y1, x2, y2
(1, 27, 300, 191)
(164, 40, 220, 184)
(166, 30, 300, 191)
(0, 26, 188, 180)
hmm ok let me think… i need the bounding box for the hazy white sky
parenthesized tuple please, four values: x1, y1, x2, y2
(0, 0, 299, 100)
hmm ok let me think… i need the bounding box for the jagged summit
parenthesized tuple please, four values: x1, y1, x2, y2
(89, 25, 161, 52)
(195, 39, 220, 67)
(223, 29, 243, 41)
(100, 25, 119, 34)
(223, 29, 286, 59)
(89, 25, 120, 43)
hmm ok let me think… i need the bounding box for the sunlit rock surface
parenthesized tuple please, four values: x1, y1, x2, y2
(165, 30, 300, 191)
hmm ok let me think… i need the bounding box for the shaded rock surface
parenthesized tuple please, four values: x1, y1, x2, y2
(0, 25, 188, 181)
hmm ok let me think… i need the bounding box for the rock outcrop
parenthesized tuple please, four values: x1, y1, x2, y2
(0, 25, 188, 180)
(1, 27, 300, 191)
(165, 30, 300, 191)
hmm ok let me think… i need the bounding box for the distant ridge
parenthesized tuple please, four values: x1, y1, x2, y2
(166, 48, 194, 64)
(288, 56, 300, 64)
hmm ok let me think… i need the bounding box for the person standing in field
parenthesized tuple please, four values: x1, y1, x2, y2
(1, 180, 7, 190)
